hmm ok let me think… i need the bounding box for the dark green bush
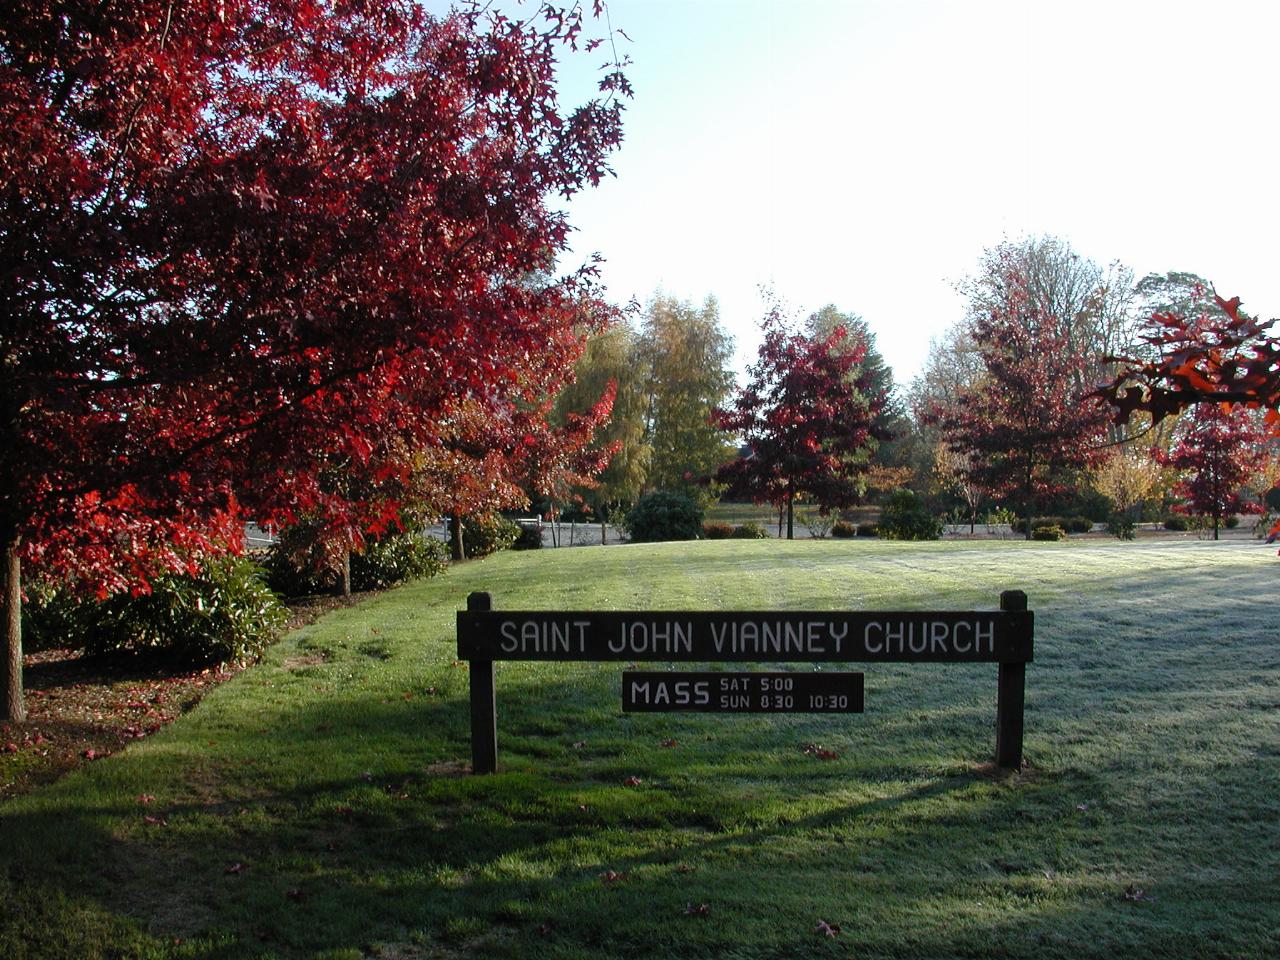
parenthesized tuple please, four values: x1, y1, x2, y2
(831, 520, 857, 538)
(626, 491, 704, 543)
(349, 531, 447, 590)
(462, 514, 520, 558)
(702, 522, 734, 540)
(1012, 516, 1070, 534)
(1031, 524, 1066, 541)
(1065, 516, 1094, 534)
(1164, 514, 1190, 531)
(877, 489, 943, 541)
(729, 522, 768, 539)
(512, 524, 544, 550)
(20, 580, 87, 653)
(32, 556, 288, 665)
(1106, 514, 1135, 540)
(263, 519, 339, 596)
(856, 523, 879, 537)
(1225, 515, 1240, 529)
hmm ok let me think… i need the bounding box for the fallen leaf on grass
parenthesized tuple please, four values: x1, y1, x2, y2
(660, 738, 678, 748)
(1076, 802, 1089, 812)
(143, 815, 168, 827)
(538, 921, 555, 936)
(572, 740, 586, 749)
(623, 775, 643, 786)
(225, 862, 244, 875)
(684, 902, 710, 917)
(1122, 884, 1155, 902)
(82, 748, 100, 760)
(801, 743, 839, 760)
(816, 919, 841, 938)
(599, 870, 626, 885)
(286, 888, 306, 902)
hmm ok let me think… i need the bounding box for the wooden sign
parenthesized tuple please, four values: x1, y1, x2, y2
(622, 671, 864, 713)
(457, 610, 1032, 663)
(459, 590, 1032, 775)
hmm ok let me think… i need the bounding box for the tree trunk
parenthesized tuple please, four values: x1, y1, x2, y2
(776, 505, 783, 538)
(338, 549, 351, 597)
(2, 537, 24, 723)
(1025, 513, 1034, 541)
(600, 519, 607, 546)
(786, 483, 794, 540)
(450, 514, 465, 561)
(1213, 513, 1220, 540)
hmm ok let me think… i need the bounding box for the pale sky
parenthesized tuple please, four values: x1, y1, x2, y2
(553, 0, 1280, 388)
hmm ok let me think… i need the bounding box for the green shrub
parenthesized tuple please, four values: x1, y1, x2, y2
(626, 491, 704, 543)
(856, 522, 879, 537)
(38, 556, 288, 666)
(1031, 524, 1066, 541)
(877, 489, 943, 541)
(1012, 516, 1070, 535)
(1224, 515, 1240, 529)
(729, 522, 768, 539)
(831, 520, 857, 538)
(1164, 514, 1190, 531)
(20, 580, 87, 653)
(1106, 514, 1136, 540)
(1065, 516, 1094, 534)
(262, 519, 339, 596)
(512, 524, 544, 550)
(462, 513, 520, 558)
(800, 510, 834, 539)
(702, 522, 735, 540)
(349, 531, 447, 590)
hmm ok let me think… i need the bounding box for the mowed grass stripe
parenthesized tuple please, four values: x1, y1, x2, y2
(1, 539, 1277, 959)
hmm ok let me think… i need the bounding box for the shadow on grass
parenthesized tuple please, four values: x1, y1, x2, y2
(0, 674, 1125, 959)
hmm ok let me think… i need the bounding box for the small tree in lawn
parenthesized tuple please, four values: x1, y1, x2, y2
(1160, 404, 1267, 539)
(935, 259, 1109, 538)
(715, 308, 887, 540)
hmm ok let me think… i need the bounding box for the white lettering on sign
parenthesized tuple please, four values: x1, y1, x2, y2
(608, 620, 694, 656)
(628, 678, 710, 706)
(862, 619, 995, 656)
(498, 619, 591, 654)
(708, 620, 846, 655)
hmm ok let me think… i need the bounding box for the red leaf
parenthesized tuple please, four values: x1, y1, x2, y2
(225, 862, 244, 875)
(816, 919, 841, 938)
(684, 902, 710, 917)
(623, 775, 643, 786)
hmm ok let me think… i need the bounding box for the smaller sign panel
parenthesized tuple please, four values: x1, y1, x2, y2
(622, 671, 864, 713)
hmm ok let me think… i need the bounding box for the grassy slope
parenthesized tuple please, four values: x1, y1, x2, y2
(1, 539, 1278, 959)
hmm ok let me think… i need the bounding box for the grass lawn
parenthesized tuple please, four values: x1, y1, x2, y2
(1, 539, 1278, 958)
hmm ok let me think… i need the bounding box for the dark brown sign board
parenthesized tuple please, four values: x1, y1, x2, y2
(622, 671, 864, 713)
(458, 590, 1031, 775)
(457, 610, 1031, 663)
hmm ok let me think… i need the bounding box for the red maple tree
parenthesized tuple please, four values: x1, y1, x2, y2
(1159, 404, 1267, 540)
(0, 1, 628, 719)
(715, 308, 888, 539)
(934, 263, 1108, 538)
(1102, 291, 1280, 540)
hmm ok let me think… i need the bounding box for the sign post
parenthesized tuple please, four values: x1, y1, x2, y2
(458, 593, 1033, 774)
